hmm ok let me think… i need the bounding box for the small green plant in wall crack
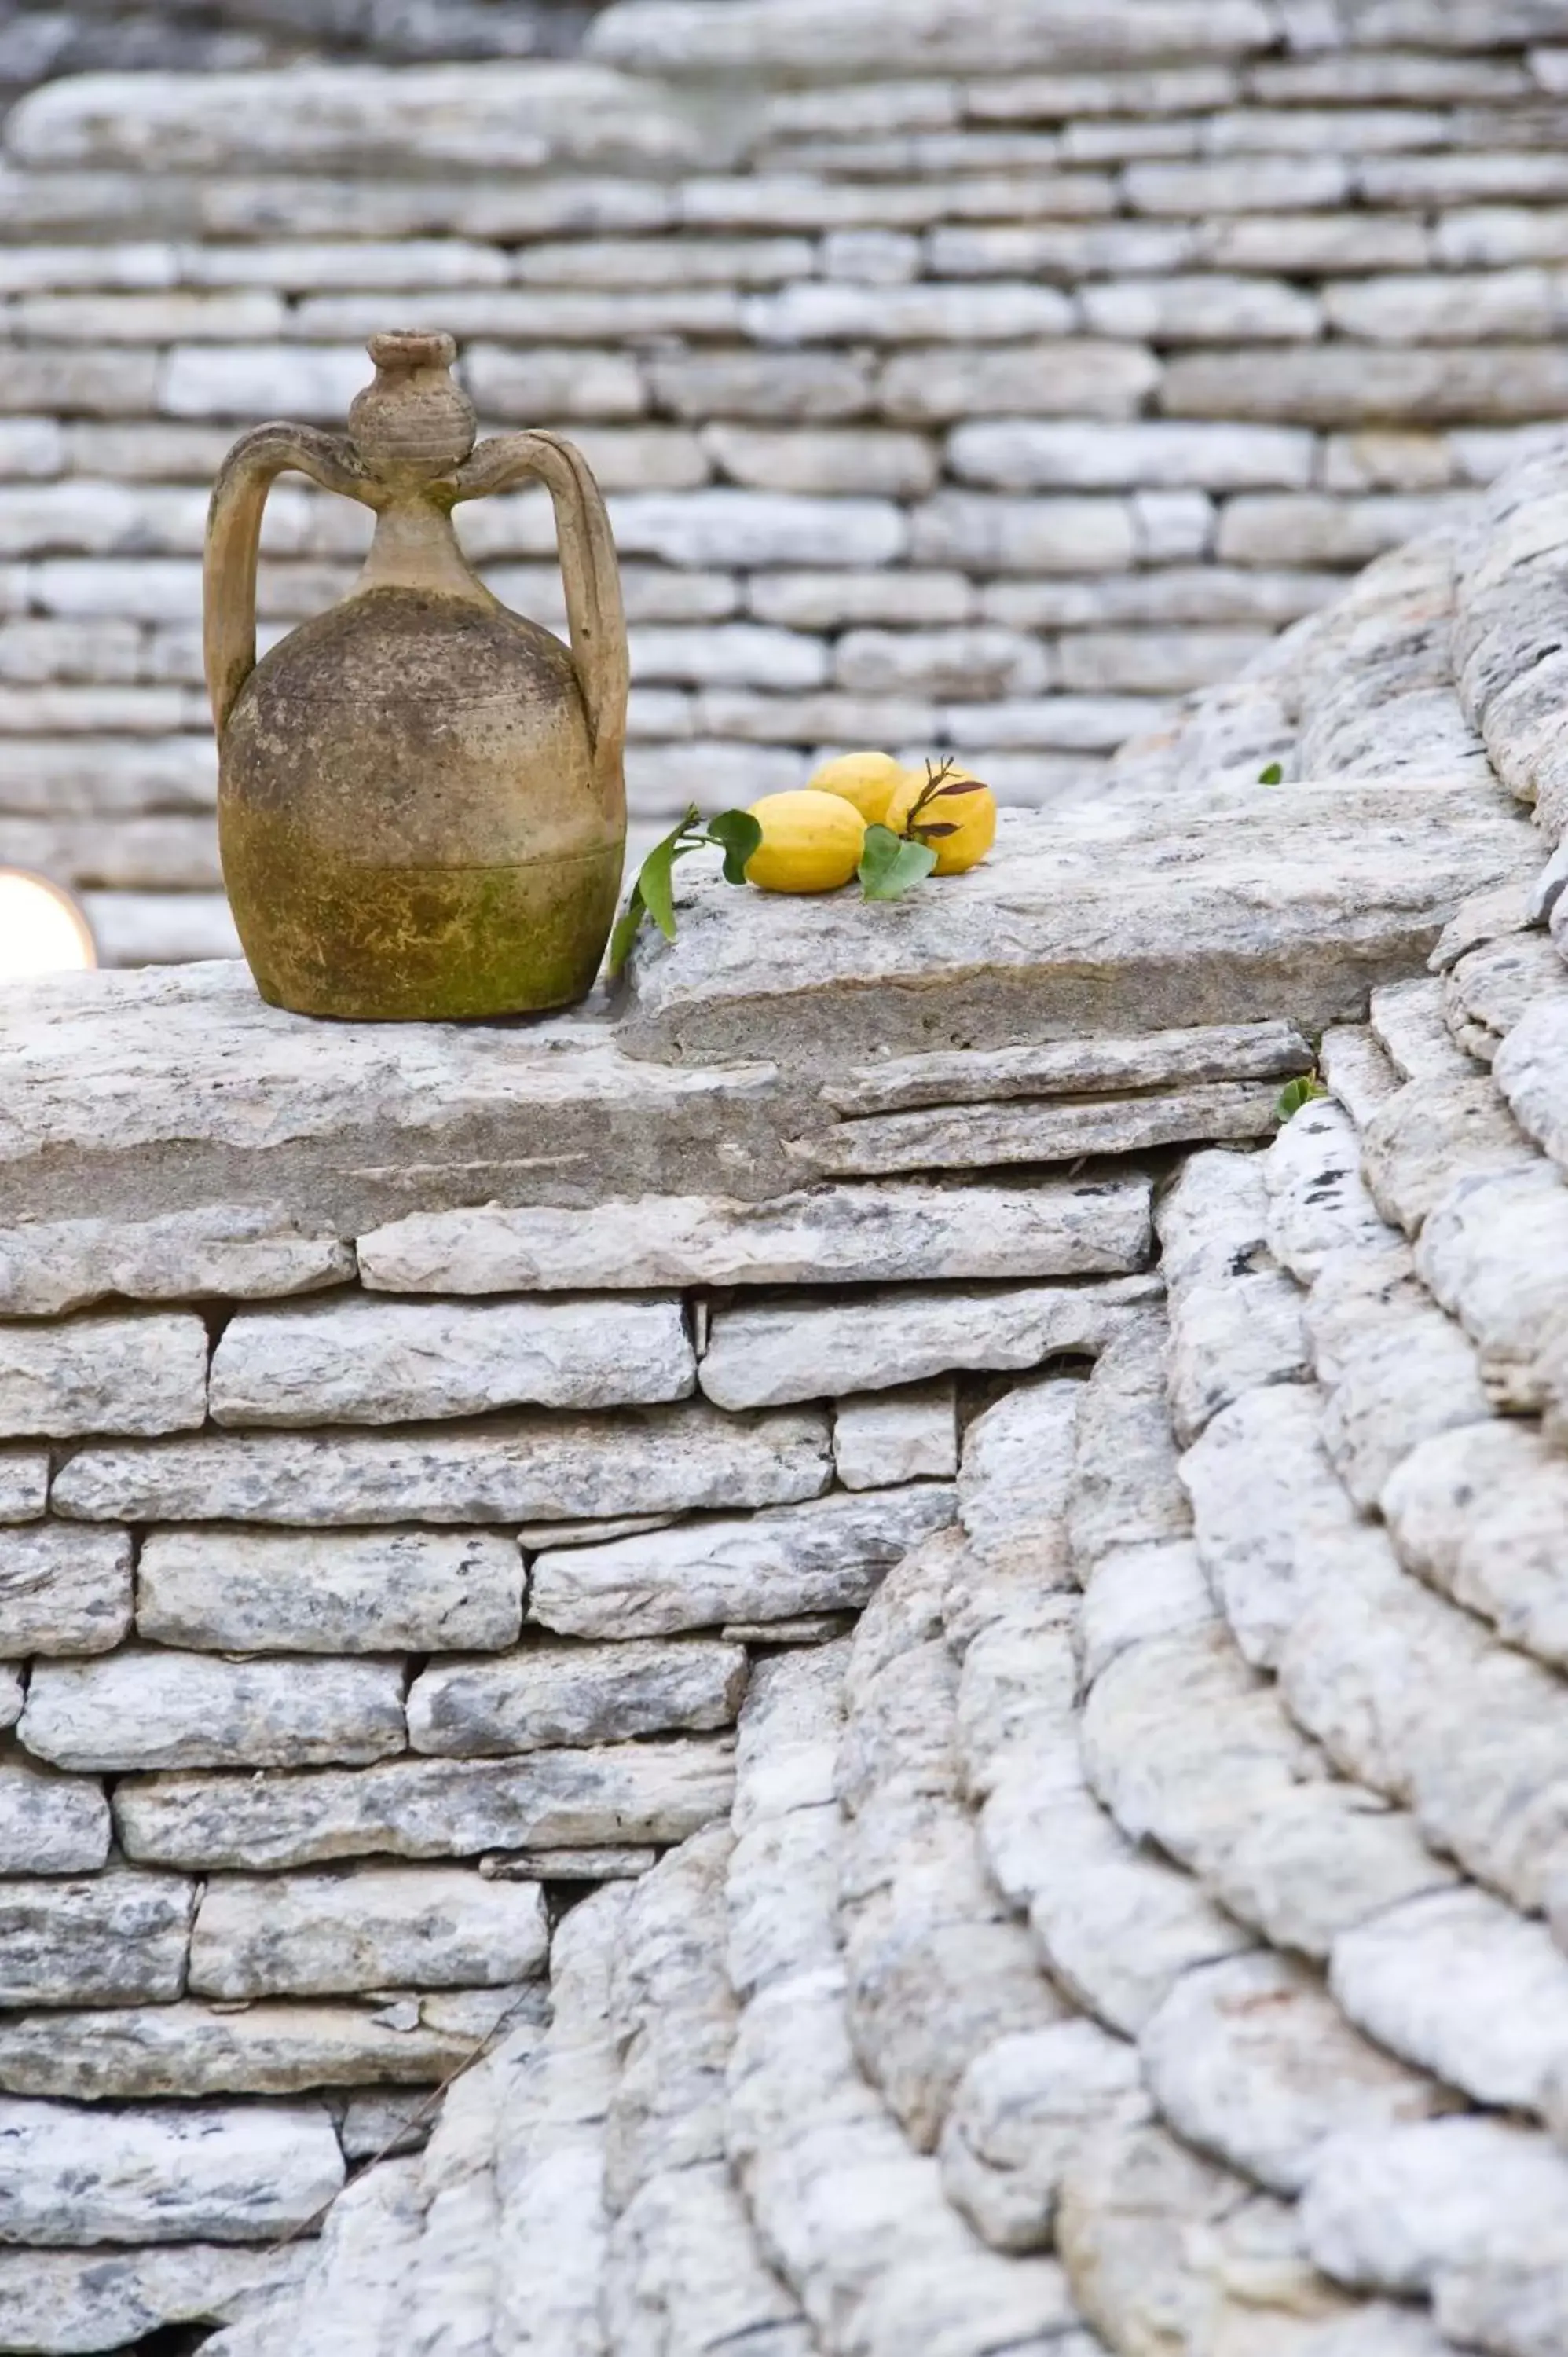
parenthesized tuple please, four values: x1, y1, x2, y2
(1276, 1073, 1330, 1124)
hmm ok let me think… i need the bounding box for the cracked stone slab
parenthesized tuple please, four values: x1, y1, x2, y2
(956, 1373, 1081, 1583)
(0, 2094, 344, 2245)
(0, 1867, 193, 2009)
(210, 1296, 695, 1427)
(1077, 1540, 1216, 1687)
(1330, 1885, 1568, 2117)
(1383, 1419, 1568, 1671)
(0, 1310, 208, 1439)
(833, 1381, 958, 1491)
(530, 1485, 955, 1639)
(700, 1274, 1158, 1409)
(0, 1208, 354, 1319)
(1264, 1099, 1395, 1284)
(360, 1175, 1153, 1292)
(0, 2243, 310, 2357)
(939, 2020, 1150, 2257)
(1317, 1025, 1400, 1132)
(1360, 1070, 1537, 1234)
(0, 1524, 131, 1656)
(1494, 992, 1568, 1178)
(115, 1739, 735, 1871)
(1207, 1781, 1456, 1964)
(51, 1400, 833, 1525)
(1368, 977, 1479, 1087)
(190, 1865, 550, 2000)
(794, 1080, 1285, 1178)
(1414, 1159, 1568, 1410)
(0, 1989, 540, 2104)
(820, 1021, 1312, 1118)
(198, 2157, 423, 2357)
(137, 1527, 526, 1655)
(0, 961, 810, 1230)
(1156, 1149, 1309, 1445)
(20, 1650, 408, 1774)
(406, 1638, 747, 1755)
(1139, 1952, 1449, 2200)
(1445, 931, 1568, 1059)
(1301, 2117, 1568, 2302)
(618, 781, 1538, 1068)
(0, 1448, 50, 1524)
(1067, 1320, 1191, 1574)
(1181, 1383, 1361, 1670)
(0, 1754, 111, 1875)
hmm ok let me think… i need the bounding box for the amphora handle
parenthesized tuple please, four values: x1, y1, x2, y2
(452, 430, 630, 799)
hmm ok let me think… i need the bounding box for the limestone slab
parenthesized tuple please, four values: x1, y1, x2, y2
(1368, 976, 1476, 1087)
(137, 1527, 525, 1655)
(0, 2243, 310, 2357)
(1414, 1160, 1568, 1410)
(0, 1754, 110, 1875)
(481, 1846, 655, 1883)
(0, 1310, 207, 1439)
(115, 1739, 735, 1871)
(0, 1868, 192, 2008)
(0, 1208, 353, 1318)
(0, 1449, 47, 1524)
(1445, 932, 1568, 1058)
(1361, 1071, 1538, 1235)
(955, 1375, 1080, 1579)
(0, 2094, 344, 2245)
(0, 1523, 130, 1656)
(833, 1381, 958, 1490)
(701, 1275, 1156, 1409)
(1067, 1320, 1192, 1572)
(359, 1175, 1154, 1292)
(532, 1486, 954, 1639)
(1263, 1099, 1394, 1282)
(190, 1865, 548, 2000)
(617, 781, 1537, 1068)
(1140, 1952, 1446, 2200)
(406, 1638, 746, 1755)
(939, 2019, 1149, 2256)
(1301, 2117, 1568, 2300)
(209, 1296, 694, 1427)
(0, 961, 808, 1230)
(1497, 993, 1568, 1178)
(1211, 1781, 1456, 1964)
(1383, 1420, 1568, 1670)
(796, 1080, 1284, 1178)
(1317, 1025, 1400, 1131)
(21, 1651, 407, 1772)
(1157, 1149, 1310, 1444)
(819, 1020, 1310, 1116)
(1078, 1541, 1216, 1685)
(1313, 1283, 1492, 1513)
(1181, 1384, 1358, 1670)
(52, 1399, 832, 1525)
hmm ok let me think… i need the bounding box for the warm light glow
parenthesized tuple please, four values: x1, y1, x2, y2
(0, 870, 97, 981)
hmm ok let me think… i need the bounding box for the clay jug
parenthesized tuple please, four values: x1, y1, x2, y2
(204, 331, 628, 1021)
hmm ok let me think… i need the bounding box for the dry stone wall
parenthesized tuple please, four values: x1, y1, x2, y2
(7, 0, 1568, 959)
(2, 434, 1567, 2352)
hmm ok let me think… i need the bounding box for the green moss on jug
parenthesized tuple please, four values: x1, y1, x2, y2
(204, 331, 628, 1021)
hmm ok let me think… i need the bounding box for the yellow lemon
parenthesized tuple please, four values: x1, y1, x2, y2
(745, 790, 867, 893)
(804, 749, 906, 828)
(886, 763, 998, 875)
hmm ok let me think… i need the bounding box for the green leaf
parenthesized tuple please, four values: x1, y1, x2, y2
(704, 807, 764, 886)
(606, 807, 702, 977)
(1276, 1075, 1329, 1123)
(1258, 762, 1284, 785)
(859, 823, 939, 901)
(606, 882, 647, 980)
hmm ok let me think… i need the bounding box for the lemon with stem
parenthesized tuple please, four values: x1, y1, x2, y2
(885, 760, 997, 875)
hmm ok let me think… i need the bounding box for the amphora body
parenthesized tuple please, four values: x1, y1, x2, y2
(205, 332, 628, 1020)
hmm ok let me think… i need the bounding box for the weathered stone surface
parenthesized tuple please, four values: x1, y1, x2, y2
(833, 1381, 958, 1491)
(22, 1651, 407, 1774)
(1157, 1149, 1310, 1444)
(0, 2242, 310, 2357)
(1310, 1248, 1493, 1512)
(0, 1754, 110, 1875)
(1181, 1384, 1358, 1670)
(1497, 995, 1568, 1178)
(210, 1296, 694, 1427)
(1446, 931, 1568, 1058)
(532, 1486, 954, 1639)
(0, 1867, 192, 2008)
(1078, 1540, 1215, 1685)
(1264, 1098, 1396, 1283)
(1139, 1952, 1446, 2199)
(701, 1275, 1156, 1409)
(138, 1528, 523, 1655)
(1066, 1320, 1190, 1574)
(1209, 1783, 1456, 1965)
(1360, 1071, 1538, 1234)
(0, 2094, 344, 2245)
(407, 1638, 747, 1755)
(1383, 1420, 1568, 1673)
(819, 1021, 1310, 1116)
(1414, 1160, 1568, 1409)
(482, 1845, 654, 1883)
(620, 783, 1536, 1069)
(0, 1208, 352, 1318)
(0, 1523, 130, 1656)
(1331, 1886, 1568, 2116)
(190, 1865, 548, 2000)
(798, 1080, 1284, 1178)
(358, 1175, 1152, 1292)
(0, 1449, 47, 1526)
(53, 1400, 832, 1525)
(115, 1739, 735, 1871)
(0, 1310, 207, 1439)
(1301, 2117, 1568, 2300)
(1368, 977, 1477, 1088)
(1317, 1025, 1400, 1131)
(939, 2019, 1149, 2256)
(592, 0, 1274, 75)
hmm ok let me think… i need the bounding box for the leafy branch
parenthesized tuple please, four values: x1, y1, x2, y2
(858, 758, 984, 901)
(606, 804, 761, 978)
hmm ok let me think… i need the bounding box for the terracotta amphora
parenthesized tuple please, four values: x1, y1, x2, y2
(204, 331, 628, 1020)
